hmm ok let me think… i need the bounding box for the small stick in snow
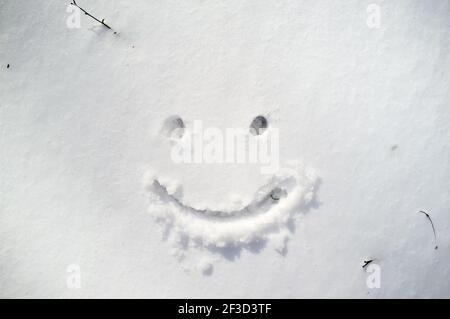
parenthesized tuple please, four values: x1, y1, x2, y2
(6, 64, 10, 69)
(418, 210, 438, 250)
(70, 0, 113, 30)
(362, 260, 373, 269)
(270, 194, 280, 201)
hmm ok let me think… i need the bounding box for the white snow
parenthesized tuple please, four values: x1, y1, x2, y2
(144, 163, 317, 256)
(0, 0, 449, 298)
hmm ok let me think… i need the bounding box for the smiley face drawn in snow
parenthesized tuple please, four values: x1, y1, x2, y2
(144, 112, 319, 257)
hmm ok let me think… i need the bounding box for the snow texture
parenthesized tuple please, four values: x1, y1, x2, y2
(1, 0, 450, 298)
(144, 162, 318, 258)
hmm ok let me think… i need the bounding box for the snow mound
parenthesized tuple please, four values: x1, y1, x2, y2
(143, 162, 319, 257)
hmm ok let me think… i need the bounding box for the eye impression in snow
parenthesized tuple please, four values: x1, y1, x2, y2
(250, 115, 268, 136)
(161, 115, 185, 140)
(144, 114, 320, 260)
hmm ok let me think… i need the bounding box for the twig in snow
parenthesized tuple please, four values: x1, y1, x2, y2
(362, 260, 373, 269)
(70, 0, 113, 30)
(419, 211, 438, 250)
(270, 194, 280, 201)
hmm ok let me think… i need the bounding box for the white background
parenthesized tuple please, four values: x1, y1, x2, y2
(0, 0, 449, 298)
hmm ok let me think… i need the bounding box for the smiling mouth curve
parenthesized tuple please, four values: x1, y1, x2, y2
(149, 178, 289, 220)
(144, 163, 318, 251)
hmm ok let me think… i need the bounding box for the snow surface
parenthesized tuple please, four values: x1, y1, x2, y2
(1, 0, 450, 298)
